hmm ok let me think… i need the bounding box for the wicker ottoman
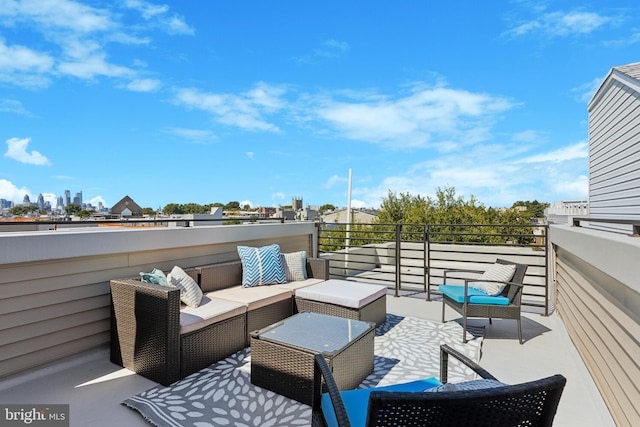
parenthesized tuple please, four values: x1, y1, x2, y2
(294, 279, 388, 326)
(250, 312, 374, 405)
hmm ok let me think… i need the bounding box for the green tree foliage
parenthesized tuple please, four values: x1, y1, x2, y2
(8, 205, 40, 216)
(319, 204, 336, 213)
(77, 210, 91, 218)
(142, 207, 155, 216)
(162, 203, 183, 214)
(369, 186, 538, 245)
(65, 203, 83, 216)
(224, 201, 240, 210)
(511, 200, 549, 218)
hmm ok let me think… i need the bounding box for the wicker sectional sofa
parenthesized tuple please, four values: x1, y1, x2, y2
(110, 258, 329, 386)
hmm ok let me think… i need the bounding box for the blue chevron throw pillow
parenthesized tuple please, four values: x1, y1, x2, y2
(237, 244, 287, 287)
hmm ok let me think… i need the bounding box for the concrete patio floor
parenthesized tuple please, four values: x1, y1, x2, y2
(0, 293, 615, 426)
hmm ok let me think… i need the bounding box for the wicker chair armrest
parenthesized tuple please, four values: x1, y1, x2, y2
(307, 257, 330, 280)
(440, 344, 497, 384)
(313, 354, 351, 427)
(462, 278, 525, 289)
(443, 269, 483, 285)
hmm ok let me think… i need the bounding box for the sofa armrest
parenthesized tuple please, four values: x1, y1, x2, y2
(307, 257, 329, 280)
(110, 278, 182, 385)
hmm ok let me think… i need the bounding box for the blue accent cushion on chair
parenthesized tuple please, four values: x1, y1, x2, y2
(439, 285, 510, 305)
(237, 244, 287, 287)
(321, 377, 441, 427)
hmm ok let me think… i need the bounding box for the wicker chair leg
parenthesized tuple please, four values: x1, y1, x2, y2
(462, 315, 468, 343)
(441, 300, 446, 323)
(518, 317, 524, 344)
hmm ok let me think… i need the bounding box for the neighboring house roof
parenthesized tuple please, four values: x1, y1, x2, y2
(110, 196, 143, 216)
(589, 62, 640, 111)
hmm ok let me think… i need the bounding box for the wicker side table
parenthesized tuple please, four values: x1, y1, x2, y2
(250, 312, 374, 406)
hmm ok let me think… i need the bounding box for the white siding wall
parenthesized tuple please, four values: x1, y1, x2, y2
(588, 73, 640, 233)
(0, 223, 316, 380)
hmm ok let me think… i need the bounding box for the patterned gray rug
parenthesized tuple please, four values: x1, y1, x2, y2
(123, 314, 483, 427)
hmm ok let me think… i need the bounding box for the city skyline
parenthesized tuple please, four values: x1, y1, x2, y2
(2, 1, 639, 209)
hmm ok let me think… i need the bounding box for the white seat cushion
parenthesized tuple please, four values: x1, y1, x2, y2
(179, 296, 246, 334)
(207, 285, 292, 311)
(271, 278, 324, 293)
(295, 279, 387, 309)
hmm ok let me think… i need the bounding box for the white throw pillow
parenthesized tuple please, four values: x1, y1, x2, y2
(470, 262, 516, 296)
(167, 265, 203, 307)
(281, 251, 308, 281)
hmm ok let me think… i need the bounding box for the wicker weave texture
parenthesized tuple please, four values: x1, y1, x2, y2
(295, 294, 387, 326)
(312, 344, 566, 427)
(251, 321, 374, 405)
(110, 279, 181, 385)
(180, 313, 246, 377)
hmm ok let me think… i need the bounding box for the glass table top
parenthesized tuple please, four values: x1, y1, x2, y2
(254, 312, 374, 354)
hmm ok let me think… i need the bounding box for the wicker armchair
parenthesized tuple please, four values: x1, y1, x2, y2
(440, 258, 528, 344)
(312, 344, 566, 427)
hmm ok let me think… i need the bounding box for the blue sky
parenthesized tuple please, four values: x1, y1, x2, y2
(0, 1, 638, 210)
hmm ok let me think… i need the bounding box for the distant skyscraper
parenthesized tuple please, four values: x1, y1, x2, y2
(57, 196, 64, 210)
(23, 194, 31, 206)
(73, 191, 82, 205)
(64, 190, 71, 206)
(37, 193, 45, 210)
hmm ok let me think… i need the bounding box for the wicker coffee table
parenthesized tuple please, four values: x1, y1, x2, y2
(250, 312, 375, 405)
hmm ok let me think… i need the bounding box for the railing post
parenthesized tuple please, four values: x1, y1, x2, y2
(395, 223, 402, 297)
(426, 224, 431, 301)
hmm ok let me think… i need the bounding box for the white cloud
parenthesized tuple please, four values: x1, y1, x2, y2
(0, 39, 54, 87)
(295, 39, 350, 63)
(351, 140, 589, 208)
(89, 195, 107, 206)
(0, 179, 31, 203)
(239, 200, 253, 208)
(165, 127, 217, 144)
(126, 78, 161, 92)
(125, 0, 194, 35)
(518, 141, 588, 163)
(505, 10, 614, 38)
(313, 84, 513, 149)
(272, 192, 286, 200)
(5, 137, 51, 166)
(0, 0, 192, 87)
(174, 83, 286, 132)
(325, 174, 347, 189)
(571, 77, 605, 104)
(0, 99, 30, 115)
(246, 152, 255, 158)
(512, 130, 545, 143)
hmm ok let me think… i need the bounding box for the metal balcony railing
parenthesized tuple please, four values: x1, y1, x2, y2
(317, 222, 549, 315)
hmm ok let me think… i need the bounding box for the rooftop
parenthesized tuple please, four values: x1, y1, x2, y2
(0, 221, 635, 426)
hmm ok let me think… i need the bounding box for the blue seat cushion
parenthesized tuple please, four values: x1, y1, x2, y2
(439, 285, 510, 305)
(321, 377, 441, 427)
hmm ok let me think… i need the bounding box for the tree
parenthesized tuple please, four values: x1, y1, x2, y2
(319, 204, 336, 213)
(142, 207, 155, 216)
(224, 201, 240, 210)
(162, 203, 183, 215)
(511, 200, 549, 218)
(77, 210, 91, 219)
(65, 203, 82, 216)
(8, 205, 39, 216)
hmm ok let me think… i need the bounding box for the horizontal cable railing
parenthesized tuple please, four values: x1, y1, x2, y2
(317, 222, 549, 315)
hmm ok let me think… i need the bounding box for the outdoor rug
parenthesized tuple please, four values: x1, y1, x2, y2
(123, 314, 484, 427)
